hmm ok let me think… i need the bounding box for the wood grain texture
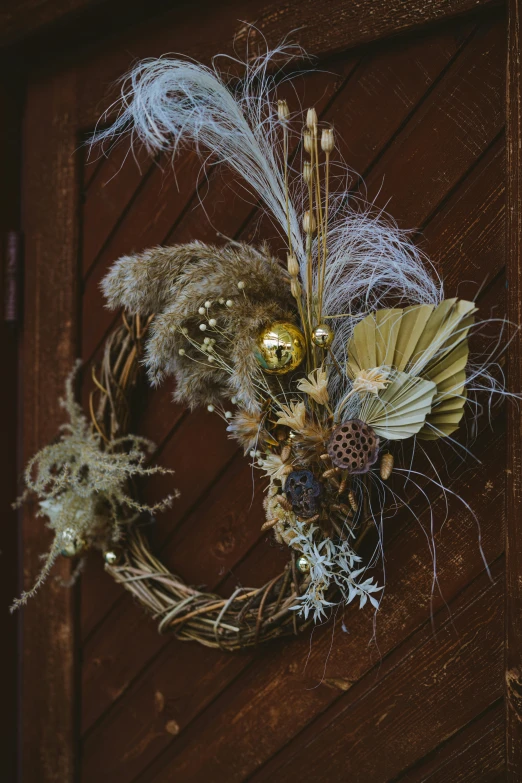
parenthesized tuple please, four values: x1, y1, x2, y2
(79, 18, 474, 644)
(396, 702, 504, 782)
(82, 422, 506, 783)
(21, 68, 80, 782)
(0, 57, 23, 782)
(506, 0, 522, 777)
(0, 0, 500, 51)
(16, 3, 510, 781)
(79, 19, 506, 744)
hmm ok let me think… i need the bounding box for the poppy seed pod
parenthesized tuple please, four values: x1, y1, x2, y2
(306, 107, 318, 129)
(277, 99, 290, 122)
(321, 127, 335, 153)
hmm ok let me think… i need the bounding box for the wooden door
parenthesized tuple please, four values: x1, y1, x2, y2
(19, 1, 522, 781)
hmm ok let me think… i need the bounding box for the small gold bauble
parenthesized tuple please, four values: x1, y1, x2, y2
(59, 527, 86, 558)
(311, 323, 334, 349)
(296, 555, 311, 574)
(104, 549, 122, 566)
(254, 321, 306, 375)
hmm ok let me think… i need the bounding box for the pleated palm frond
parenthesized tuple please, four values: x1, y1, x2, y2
(359, 371, 437, 440)
(347, 299, 476, 440)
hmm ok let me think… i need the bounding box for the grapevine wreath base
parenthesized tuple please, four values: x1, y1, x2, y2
(14, 44, 514, 651)
(93, 316, 374, 651)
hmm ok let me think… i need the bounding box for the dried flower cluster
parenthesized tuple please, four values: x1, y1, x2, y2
(13, 365, 176, 608)
(103, 241, 295, 412)
(19, 42, 510, 630)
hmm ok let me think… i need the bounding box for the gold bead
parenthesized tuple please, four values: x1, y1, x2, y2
(59, 527, 86, 558)
(254, 321, 306, 375)
(297, 555, 311, 574)
(104, 549, 122, 566)
(312, 323, 334, 349)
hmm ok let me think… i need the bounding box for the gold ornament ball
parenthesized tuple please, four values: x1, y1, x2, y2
(104, 549, 121, 566)
(296, 555, 311, 575)
(254, 321, 306, 375)
(311, 323, 334, 349)
(59, 527, 86, 558)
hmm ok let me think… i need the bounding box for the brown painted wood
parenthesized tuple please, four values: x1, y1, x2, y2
(81, 420, 506, 783)
(506, 0, 522, 777)
(0, 0, 500, 51)
(17, 2, 512, 781)
(79, 18, 506, 745)
(0, 57, 23, 783)
(396, 702, 504, 782)
(21, 68, 80, 782)
(79, 18, 475, 642)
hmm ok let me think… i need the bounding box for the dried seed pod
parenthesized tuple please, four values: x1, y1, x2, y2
(287, 253, 299, 278)
(338, 476, 348, 496)
(277, 99, 290, 122)
(322, 467, 340, 479)
(280, 444, 292, 463)
(277, 495, 293, 512)
(380, 452, 394, 480)
(261, 517, 279, 532)
(285, 469, 322, 519)
(348, 490, 359, 513)
(327, 420, 380, 473)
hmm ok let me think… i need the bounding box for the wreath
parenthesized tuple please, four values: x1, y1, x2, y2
(13, 45, 511, 651)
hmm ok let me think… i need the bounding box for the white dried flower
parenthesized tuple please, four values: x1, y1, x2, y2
(198, 307, 206, 315)
(275, 401, 307, 431)
(209, 318, 217, 327)
(199, 323, 207, 331)
(352, 368, 390, 396)
(297, 368, 329, 406)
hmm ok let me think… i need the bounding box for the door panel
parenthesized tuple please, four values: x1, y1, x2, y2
(21, 3, 510, 781)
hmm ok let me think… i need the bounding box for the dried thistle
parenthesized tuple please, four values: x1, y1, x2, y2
(226, 409, 265, 454)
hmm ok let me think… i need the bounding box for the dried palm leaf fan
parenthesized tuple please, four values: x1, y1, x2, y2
(14, 43, 512, 647)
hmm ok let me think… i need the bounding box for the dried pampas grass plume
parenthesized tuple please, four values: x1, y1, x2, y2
(102, 241, 296, 411)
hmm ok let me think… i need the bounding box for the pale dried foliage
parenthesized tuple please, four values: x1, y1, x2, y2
(12, 365, 176, 609)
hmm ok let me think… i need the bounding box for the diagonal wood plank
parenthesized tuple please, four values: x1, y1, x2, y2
(79, 18, 478, 639)
(80, 421, 505, 782)
(395, 701, 504, 782)
(79, 24, 506, 744)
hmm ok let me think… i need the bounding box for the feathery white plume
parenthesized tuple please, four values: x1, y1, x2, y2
(91, 45, 306, 265)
